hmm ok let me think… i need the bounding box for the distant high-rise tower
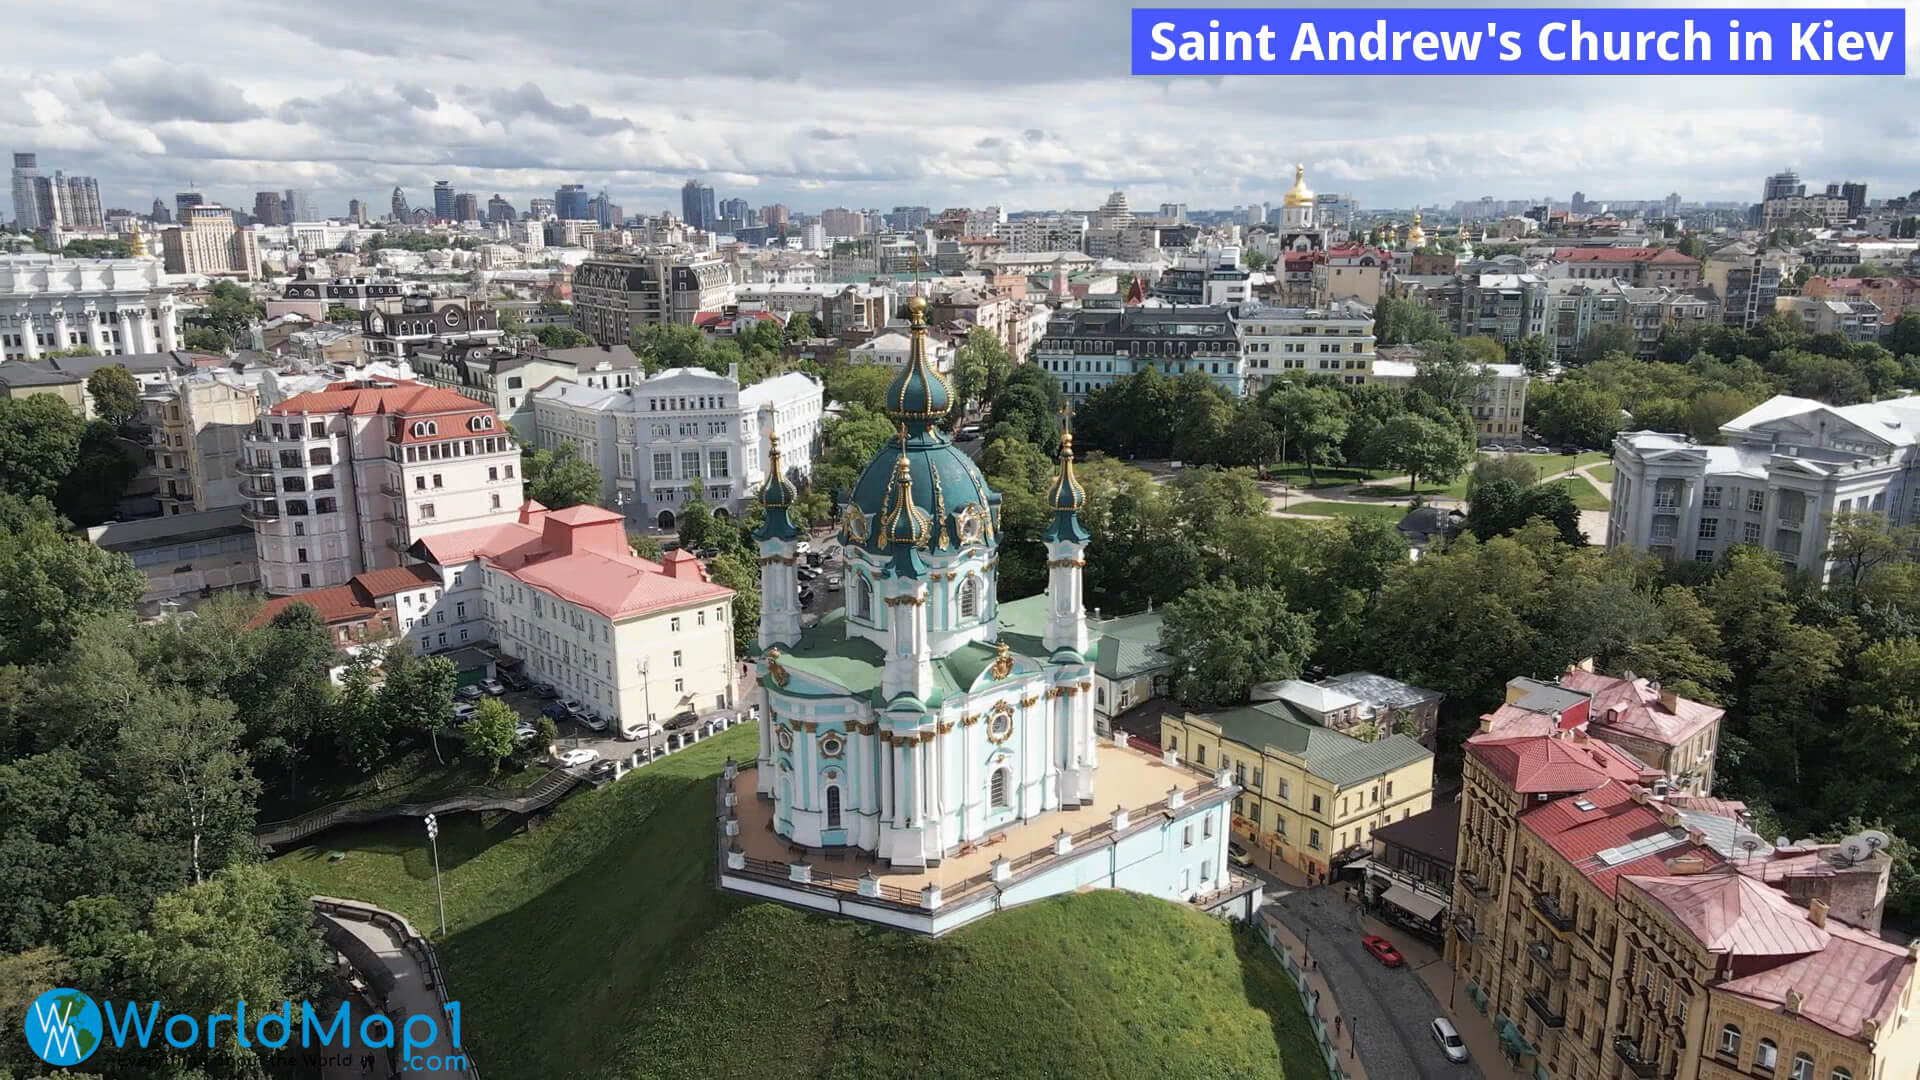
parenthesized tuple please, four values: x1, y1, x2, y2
(175, 191, 205, 224)
(1763, 169, 1804, 202)
(150, 197, 172, 225)
(348, 199, 369, 225)
(10, 152, 40, 230)
(1570, 191, 1588, 214)
(390, 185, 410, 221)
(554, 184, 591, 221)
(487, 194, 515, 223)
(282, 188, 313, 223)
(452, 193, 480, 222)
(253, 191, 287, 226)
(1841, 181, 1868, 218)
(680, 180, 716, 231)
(432, 180, 454, 221)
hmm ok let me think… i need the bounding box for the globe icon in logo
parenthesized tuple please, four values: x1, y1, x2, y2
(23, 988, 102, 1065)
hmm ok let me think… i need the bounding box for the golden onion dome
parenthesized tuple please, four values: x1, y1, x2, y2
(1283, 164, 1315, 208)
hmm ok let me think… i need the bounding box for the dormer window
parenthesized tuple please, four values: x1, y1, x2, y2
(410, 421, 438, 437)
(468, 414, 494, 431)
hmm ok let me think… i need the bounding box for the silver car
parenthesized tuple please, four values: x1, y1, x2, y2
(1431, 1018, 1469, 1064)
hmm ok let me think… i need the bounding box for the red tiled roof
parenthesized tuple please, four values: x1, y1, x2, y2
(1666, 795, 1748, 820)
(414, 504, 725, 621)
(1715, 920, 1912, 1041)
(268, 378, 491, 419)
(1625, 871, 1831, 956)
(1552, 247, 1700, 267)
(1558, 670, 1724, 748)
(1523, 781, 1722, 897)
(1466, 732, 1648, 794)
(249, 564, 441, 628)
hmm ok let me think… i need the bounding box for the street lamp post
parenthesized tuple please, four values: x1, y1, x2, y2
(424, 813, 447, 937)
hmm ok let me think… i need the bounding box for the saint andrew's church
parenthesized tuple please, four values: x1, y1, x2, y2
(723, 293, 1242, 929)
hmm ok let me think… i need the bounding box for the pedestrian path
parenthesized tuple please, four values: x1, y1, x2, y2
(1259, 910, 1370, 1080)
(313, 897, 476, 1080)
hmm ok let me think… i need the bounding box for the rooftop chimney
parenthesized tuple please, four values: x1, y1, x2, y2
(1478, 715, 1494, 734)
(1808, 898, 1829, 928)
(1784, 988, 1803, 1014)
(1660, 687, 1679, 712)
(1630, 786, 1650, 804)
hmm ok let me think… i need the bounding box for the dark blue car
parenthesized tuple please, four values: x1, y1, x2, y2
(541, 702, 571, 722)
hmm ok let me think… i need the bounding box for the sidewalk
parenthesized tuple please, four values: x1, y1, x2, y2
(1260, 911, 1369, 1080)
(1359, 912, 1515, 1077)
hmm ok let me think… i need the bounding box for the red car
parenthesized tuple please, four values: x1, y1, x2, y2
(1362, 934, 1404, 968)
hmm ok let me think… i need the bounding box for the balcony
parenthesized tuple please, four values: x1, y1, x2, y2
(240, 503, 280, 524)
(238, 479, 277, 500)
(236, 458, 275, 477)
(379, 482, 404, 498)
(1612, 1034, 1659, 1079)
(1533, 891, 1575, 932)
(1524, 990, 1566, 1028)
(1460, 870, 1491, 898)
(1527, 942, 1567, 978)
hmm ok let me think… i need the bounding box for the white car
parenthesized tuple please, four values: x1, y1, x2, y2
(794, 540, 812, 555)
(557, 748, 600, 768)
(1431, 1018, 1469, 1064)
(513, 722, 538, 743)
(619, 721, 661, 741)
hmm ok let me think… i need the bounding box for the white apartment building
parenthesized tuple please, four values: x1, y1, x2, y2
(1236, 299, 1376, 391)
(531, 366, 824, 529)
(243, 378, 525, 595)
(849, 329, 956, 375)
(1368, 352, 1530, 439)
(992, 217, 1089, 254)
(0, 254, 181, 360)
(1609, 393, 1920, 577)
(1775, 295, 1883, 343)
(413, 340, 639, 435)
(145, 369, 260, 514)
(417, 503, 736, 732)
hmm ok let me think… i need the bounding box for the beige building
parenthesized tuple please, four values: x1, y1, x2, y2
(1161, 702, 1433, 880)
(1312, 248, 1389, 307)
(162, 205, 260, 280)
(144, 370, 260, 514)
(1482, 667, 1724, 796)
(1236, 298, 1376, 391)
(1448, 727, 1915, 1080)
(1369, 349, 1530, 440)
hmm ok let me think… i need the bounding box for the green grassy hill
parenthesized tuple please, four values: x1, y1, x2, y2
(274, 727, 1320, 1079)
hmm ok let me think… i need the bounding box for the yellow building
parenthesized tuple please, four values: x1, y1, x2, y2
(1449, 729, 1918, 1080)
(1161, 702, 1433, 880)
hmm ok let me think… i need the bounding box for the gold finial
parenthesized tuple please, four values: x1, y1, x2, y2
(1058, 400, 1075, 454)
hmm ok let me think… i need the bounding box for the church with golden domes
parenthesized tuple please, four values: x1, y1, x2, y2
(1277, 164, 1329, 253)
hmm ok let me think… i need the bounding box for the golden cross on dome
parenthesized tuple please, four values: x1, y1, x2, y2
(1058, 399, 1074, 435)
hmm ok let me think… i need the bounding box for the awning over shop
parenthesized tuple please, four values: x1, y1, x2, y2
(1381, 881, 1447, 922)
(1494, 1014, 1537, 1058)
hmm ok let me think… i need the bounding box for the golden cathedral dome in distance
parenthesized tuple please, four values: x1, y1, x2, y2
(1283, 164, 1315, 207)
(1406, 210, 1427, 249)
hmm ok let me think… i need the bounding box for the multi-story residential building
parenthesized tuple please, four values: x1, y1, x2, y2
(1313, 246, 1389, 306)
(1775, 296, 1883, 342)
(1369, 350, 1530, 439)
(1764, 193, 1851, 231)
(417, 502, 736, 731)
(1803, 276, 1920, 328)
(849, 328, 957, 375)
(1085, 608, 1173, 735)
(11, 152, 39, 230)
(268, 273, 407, 321)
(1549, 247, 1702, 288)
(1364, 802, 1458, 937)
(1622, 286, 1718, 360)
(679, 181, 715, 231)
(29, 172, 103, 230)
(572, 253, 733, 340)
(87, 508, 259, 615)
(1704, 244, 1785, 329)
(927, 283, 1043, 362)
(530, 365, 823, 528)
(0, 254, 180, 360)
(1160, 701, 1434, 880)
(252, 191, 286, 227)
(144, 369, 260, 514)
(249, 563, 447, 649)
(734, 282, 892, 334)
(993, 215, 1089, 253)
(1152, 246, 1252, 306)
(1417, 273, 1551, 343)
(412, 340, 639, 434)
(1481, 667, 1723, 796)
(1548, 278, 1631, 361)
(1235, 299, 1375, 391)
(1032, 305, 1243, 403)
(358, 297, 503, 365)
(432, 181, 454, 221)
(1610, 393, 1920, 575)
(1447, 726, 1916, 1080)
(162, 204, 260, 280)
(1263, 671, 1445, 747)
(242, 377, 524, 595)
(451, 193, 480, 223)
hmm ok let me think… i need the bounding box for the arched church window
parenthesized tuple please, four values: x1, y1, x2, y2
(989, 767, 1011, 811)
(826, 785, 842, 828)
(855, 577, 873, 620)
(958, 576, 980, 619)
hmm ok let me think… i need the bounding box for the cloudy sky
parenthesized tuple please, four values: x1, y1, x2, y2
(7, 0, 1916, 219)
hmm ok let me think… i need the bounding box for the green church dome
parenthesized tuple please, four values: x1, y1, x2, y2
(752, 430, 801, 543)
(882, 295, 950, 427)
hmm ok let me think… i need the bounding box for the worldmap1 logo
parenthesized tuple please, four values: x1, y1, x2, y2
(25, 988, 103, 1065)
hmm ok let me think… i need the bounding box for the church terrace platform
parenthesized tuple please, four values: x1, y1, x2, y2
(715, 735, 1240, 935)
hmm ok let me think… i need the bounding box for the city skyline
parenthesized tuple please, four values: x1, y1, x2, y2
(4, 0, 1918, 219)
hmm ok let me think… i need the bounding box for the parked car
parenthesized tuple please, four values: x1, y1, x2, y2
(449, 702, 477, 724)
(619, 721, 661, 741)
(499, 670, 529, 691)
(1361, 934, 1404, 968)
(480, 678, 506, 696)
(577, 712, 609, 733)
(825, 575, 842, 591)
(532, 682, 559, 699)
(513, 722, 538, 743)
(794, 540, 811, 554)
(456, 685, 483, 702)
(556, 747, 599, 768)
(953, 430, 977, 443)
(797, 565, 820, 581)
(541, 702, 572, 722)
(589, 759, 618, 779)
(665, 709, 701, 731)
(1228, 841, 1252, 867)
(805, 550, 827, 567)
(1431, 1018, 1469, 1063)
(695, 546, 720, 559)
(1527, 445, 1553, 455)
(561, 698, 585, 717)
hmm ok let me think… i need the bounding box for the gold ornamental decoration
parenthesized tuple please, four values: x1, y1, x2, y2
(1019, 694, 1039, 707)
(986, 701, 1016, 744)
(765, 648, 790, 688)
(988, 640, 1014, 681)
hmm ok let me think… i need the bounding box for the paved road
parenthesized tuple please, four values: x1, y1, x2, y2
(1267, 886, 1483, 1080)
(331, 916, 472, 1079)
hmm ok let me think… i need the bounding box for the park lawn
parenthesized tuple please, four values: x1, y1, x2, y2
(1562, 475, 1611, 511)
(1284, 500, 1412, 524)
(1590, 462, 1615, 483)
(1352, 474, 1471, 500)
(1266, 462, 1379, 490)
(274, 724, 1324, 1079)
(258, 744, 547, 822)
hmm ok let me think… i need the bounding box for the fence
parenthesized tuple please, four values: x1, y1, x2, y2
(310, 896, 482, 1080)
(257, 768, 580, 849)
(1258, 914, 1350, 1080)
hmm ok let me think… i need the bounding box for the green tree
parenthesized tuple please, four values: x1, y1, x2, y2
(628, 531, 663, 560)
(1571, 323, 1635, 367)
(1885, 313, 1920, 361)
(196, 280, 264, 342)
(114, 690, 258, 885)
(84, 365, 142, 430)
(1412, 339, 1494, 412)
(54, 419, 140, 527)
(1373, 296, 1449, 346)
(706, 551, 760, 654)
(1168, 467, 1265, 539)
(324, 304, 360, 323)
(1510, 335, 1553, 376)
(951, 326, 1014, 414)
(1826, 510, 1920, 588)
(521, 441, 602, 509)
(1159, 583, 1315, 708)
(378, 650, 458, 752)
(783, 311, 816, 343)
(1266, 383, 1349, 482)
(1241, 249, 1270, 271)
(465, 698, 520, 777)
(0, 750, 140, 951)
(0, 394, 85, 501)
(537, 324, 593, 348)
(825, 363, 895, 412)
(987, 365, 1064, 457)
(1366, 412, 1470, 492)
(183, 325, 229, 352)
(1529, 382, 1621, 449)
(0, 498, 142, 667)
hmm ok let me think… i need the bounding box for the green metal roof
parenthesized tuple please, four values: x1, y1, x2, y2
(764, 595, 1063, 708)
(1200, 701, 1432, 787)
(1087, 609, 1169, 680)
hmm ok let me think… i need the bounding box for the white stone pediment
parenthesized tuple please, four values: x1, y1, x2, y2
(1766, 457, 1836, 479)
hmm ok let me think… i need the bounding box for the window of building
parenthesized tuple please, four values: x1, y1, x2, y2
(957, 576, 980, 619)
(653, 453, 672, 481)
(1309, 828, 1322, 850)
(1789, 1055, 1814, 1080)
(1831, 1069, 1852, 1080)
(1755, 1040, 1777, 1071)
(855, 577, 873, 620)
(680, 450, 701, 478)
(1311, 794, 1323, 814)
(1748, 491, 1765, 514)
(1699, 517, 1718, 539)
(990, 767, 1010, 810)
(1202, 815, 1213, 839)
(672, 650, 683, 668)
(1717, 1024, 1740, 1057)
(419, 503, 436, 520)
(1743, 521, 1761, 544)
(826, 785, 842, 828)
(296, 548, 308, 563)
(1182, 824, 1193, 848)
(1195, 745, 1206, 766)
